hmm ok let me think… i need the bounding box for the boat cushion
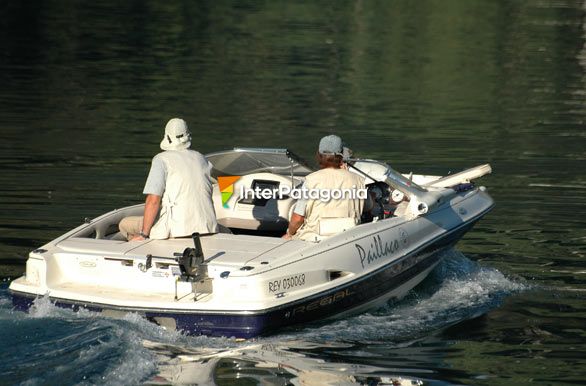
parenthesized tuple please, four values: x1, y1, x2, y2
(318, 217, 357, 236)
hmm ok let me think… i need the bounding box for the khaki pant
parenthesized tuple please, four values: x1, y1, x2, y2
(118, 216, 143, 240)
(119, 216, 231, 240)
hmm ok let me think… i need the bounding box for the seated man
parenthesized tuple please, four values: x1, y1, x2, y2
(283, 135, 365, 242)
(119, 118, 218, 241)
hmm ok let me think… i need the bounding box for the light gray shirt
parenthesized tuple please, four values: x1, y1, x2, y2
(293, 182, 307, 216)
(143, 156, 167, 196)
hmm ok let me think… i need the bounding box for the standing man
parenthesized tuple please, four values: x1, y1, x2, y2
(284, 135, 365, 242)
(119, 118, 218, 241)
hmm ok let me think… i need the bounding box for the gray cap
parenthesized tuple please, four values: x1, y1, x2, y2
(318, 135, 343, 155)
(342, 146, 353, 161)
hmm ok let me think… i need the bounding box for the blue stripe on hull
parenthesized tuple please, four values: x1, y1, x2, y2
(11, 222, 476, 339)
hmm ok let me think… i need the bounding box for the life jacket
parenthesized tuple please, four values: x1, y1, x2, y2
(294, 168, 365, 242)
(150, 150, 218, 239)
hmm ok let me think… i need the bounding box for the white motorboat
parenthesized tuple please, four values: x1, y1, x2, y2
(9, 148, 494, 338)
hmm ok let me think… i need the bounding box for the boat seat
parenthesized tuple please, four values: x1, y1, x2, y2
(167, 224, 233, 238)
(74, 205, 144, 239)
(308, 217, 359, 242)
(213, 172, 303, 232)
(318, 217, 358, 236)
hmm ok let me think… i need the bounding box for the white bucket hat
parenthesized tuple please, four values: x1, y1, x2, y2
(160, 118, 191, 151)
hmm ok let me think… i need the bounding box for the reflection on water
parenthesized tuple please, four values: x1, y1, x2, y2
(144, 340, 424, 386)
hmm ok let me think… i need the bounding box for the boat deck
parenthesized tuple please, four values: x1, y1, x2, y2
(56, 233, 310, 269)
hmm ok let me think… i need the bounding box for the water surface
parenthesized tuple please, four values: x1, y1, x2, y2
(1, 1, 585, 385)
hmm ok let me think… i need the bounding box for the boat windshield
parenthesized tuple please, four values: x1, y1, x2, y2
(385, 166, 427, 193)
(349, 158, 426, 193)
(205, 148, 314, 178)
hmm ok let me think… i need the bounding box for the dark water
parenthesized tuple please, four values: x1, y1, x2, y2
(1, 1, 585, 385)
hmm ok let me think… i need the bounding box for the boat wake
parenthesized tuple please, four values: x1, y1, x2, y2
(274, 249, 526, 342)
(0, 294, 158, 385)
(0, 249, 525, 385)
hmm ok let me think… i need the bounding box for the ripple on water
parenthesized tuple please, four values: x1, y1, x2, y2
(0, 296, 160, 385)
(0, 249, 526, 385)
(273, 249, 527, 343)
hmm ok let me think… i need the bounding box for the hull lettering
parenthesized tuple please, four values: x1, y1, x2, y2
(356, 234, 402, 268)
(290, 289, 354, 317)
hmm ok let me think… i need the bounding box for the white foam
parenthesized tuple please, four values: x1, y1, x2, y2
(10, 296, 165, 384)
(21, 291, 238, 355)
(0, 296, 11, 310)
(4, 250, 526, 385)
(278, 250, 526, 342)
(28, 294, 66, 318)
(88, 330, 156, 386)
(0, 295, 9, 306)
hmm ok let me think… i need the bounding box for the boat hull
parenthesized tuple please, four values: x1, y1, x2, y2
(10, 220, 475, 339)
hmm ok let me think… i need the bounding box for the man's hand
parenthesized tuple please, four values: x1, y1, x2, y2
(285, 213, 305, 239)
(130, 235, 146, 241)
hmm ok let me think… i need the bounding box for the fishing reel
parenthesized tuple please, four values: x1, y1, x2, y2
(175, 232, 207, 282)
(173, 232, 213, 302)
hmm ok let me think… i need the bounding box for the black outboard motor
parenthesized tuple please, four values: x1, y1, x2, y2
(176, 232, 207, 282)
